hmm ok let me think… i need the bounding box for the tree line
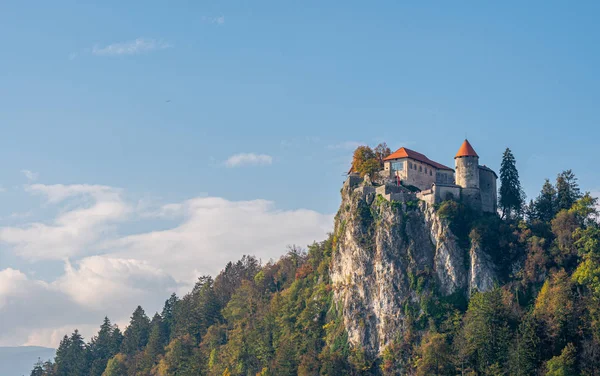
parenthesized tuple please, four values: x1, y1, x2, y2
(31, 147, 600, 375)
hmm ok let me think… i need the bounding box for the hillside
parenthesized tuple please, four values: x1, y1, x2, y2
(29, 158, 600, 375)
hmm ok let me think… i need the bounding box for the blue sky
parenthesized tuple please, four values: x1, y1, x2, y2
(0, 1, 599, 347)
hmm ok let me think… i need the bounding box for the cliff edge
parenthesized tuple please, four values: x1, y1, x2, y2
(330, 178, 497, 356)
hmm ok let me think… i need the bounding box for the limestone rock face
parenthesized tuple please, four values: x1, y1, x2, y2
(330, 183, 497, 356)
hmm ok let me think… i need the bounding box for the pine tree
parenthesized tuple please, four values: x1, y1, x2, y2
(140, 313, 167, 372)
(89, 317, 117, 376)
(121, 306, 151, 355)
(459, 289, 513, 372)
(556, 170, 582, 211)
(499, 148, 525, 219)
(110, 326, 124, 356)
(161, 293, 178, 340)
(55, 330, 89, 376)
(509, 314, 540, 376)
(533, 179, 558, 222)
(30, 359, 44, 376)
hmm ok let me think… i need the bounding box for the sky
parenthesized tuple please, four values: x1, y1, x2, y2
(0, 1, 599, 348)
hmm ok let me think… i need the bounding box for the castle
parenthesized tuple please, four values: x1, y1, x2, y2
(349, 140, 498, 213)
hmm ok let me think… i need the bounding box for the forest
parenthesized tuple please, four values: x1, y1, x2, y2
(30, 148, 600, 376)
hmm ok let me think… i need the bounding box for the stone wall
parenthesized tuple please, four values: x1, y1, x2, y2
(455, 156, 480, 189)
(461, 187, 482, 211)
(403, 159, 437, 190)
(375, 184, 414, 203)
(435, 170, 455, 185)
(417, 184, 462, 207)
(479, 166, 497, 213)
(436, 184, 462, 202)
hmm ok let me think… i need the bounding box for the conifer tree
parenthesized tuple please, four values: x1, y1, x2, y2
(533, 179, 558, 222)
(30, 359, 44, 376)
(458, 289, 513, 372)
(140, 313, 167, 373)
(55, 330, 88, 376)
(88, 317, 117, 376)
(499, 148, 525, 219)
(161, 293, 178, 340)
(110, 326, 123, 355)
(121, 306, 151, 355)
(556, 170, 582, 211)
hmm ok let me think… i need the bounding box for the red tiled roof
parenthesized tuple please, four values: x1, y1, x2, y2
(383, 147, 453, 171)
(455, 139, 478, 158)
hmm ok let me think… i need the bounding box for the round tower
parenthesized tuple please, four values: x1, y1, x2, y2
(454, 139, 479, 189)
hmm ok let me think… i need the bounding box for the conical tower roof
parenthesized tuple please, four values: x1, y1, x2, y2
(455, 139, 479, 158)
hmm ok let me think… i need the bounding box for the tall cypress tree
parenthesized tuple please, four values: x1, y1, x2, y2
(499, 148, 525, 219)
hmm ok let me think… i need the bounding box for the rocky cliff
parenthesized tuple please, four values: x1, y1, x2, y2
(330, 178, 497, 356)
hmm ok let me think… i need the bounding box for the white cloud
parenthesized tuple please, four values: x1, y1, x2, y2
(92, 38, 171, 56)
(104, 197, 333, 284)
(225, 153, 273, 168)
(21, 170, 38, 181)
(0, 184, 129, 260)
(0, 183, 333, 346)
(56, 256, 177, 310)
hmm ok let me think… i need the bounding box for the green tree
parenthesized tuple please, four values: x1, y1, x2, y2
(161, 293, 178, 340)
(509, 313, 540, 376)
(55, 330, 89, 376)
(414, 332, 452, 376)
(88, 317, 118, 376)
(155, 335, 199, 376)
(121, 306, 151, 355)
(139, 313, 168, 373)
(545, 343, 577, 376)
(499, 148, 525, 219)
(556, 170, 581, 211)
(458, 289, 513, 372)
(101, 354, 127, 376)
(533, 179, 558, 223)
(534, 270, 575, 351)
(30, 359, 45, 376)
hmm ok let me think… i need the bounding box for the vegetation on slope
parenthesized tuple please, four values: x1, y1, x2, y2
(31, 149, 600, 376)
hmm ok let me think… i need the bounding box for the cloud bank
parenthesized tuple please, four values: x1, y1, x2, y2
(0, 183, 332, 347)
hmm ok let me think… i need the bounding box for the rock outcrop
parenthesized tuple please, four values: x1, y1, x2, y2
(330, 179, 497, 356)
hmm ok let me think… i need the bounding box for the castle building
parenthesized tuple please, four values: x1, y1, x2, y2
(380, 140, 497, 213)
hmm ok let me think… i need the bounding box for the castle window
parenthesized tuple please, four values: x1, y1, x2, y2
(430, 170, 432, 176)
(419, 166, 422, 172)
(409, 162, 412, 169)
